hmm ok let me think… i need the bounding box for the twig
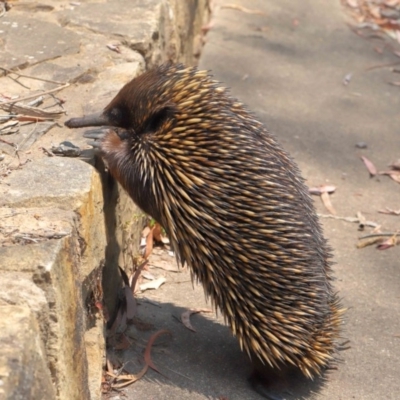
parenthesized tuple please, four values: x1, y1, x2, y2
(357, 232, 400, 249)
(378, 208, 400, 216)
(358, 232, 399, 240)
(0, 137, 17, 150)
(40, 147, 55, 157)
(365, 61, 400, 71)
(0, 67, 68, 85)
(0, 83, 70, 105)
(7, 75, 31, 90)
(0, 102, 64, 118)
(317, 213, 379, 228)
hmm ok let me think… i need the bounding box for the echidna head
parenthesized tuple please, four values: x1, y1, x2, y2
(65, 63, 246, 228)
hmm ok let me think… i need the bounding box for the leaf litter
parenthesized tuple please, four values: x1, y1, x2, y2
(101, 219, 189, 394)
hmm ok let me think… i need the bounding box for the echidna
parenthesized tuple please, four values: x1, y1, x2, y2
(65, 63, 345, 398)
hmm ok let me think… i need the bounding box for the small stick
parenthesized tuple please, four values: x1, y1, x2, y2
(6, 75, 31, 90)
(0, 67, 68, 85)
(0, 83, 70, 106)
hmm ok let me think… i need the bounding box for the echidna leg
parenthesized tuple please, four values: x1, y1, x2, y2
(248, 360, 293, 400)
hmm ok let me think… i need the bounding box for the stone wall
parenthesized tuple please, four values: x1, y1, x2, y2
(0, 1, 210, 399)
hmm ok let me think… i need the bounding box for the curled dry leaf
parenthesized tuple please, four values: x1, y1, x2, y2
(320, 191, 336, 215)
(108, 365, 148, 389)
(181, 308, 213, 332)
(309, 185, 336, 214)
(144, 329, 171, 375)
(360, 155, 377, 177)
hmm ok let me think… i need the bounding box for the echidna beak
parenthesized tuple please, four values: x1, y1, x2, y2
(64, 112, 110, 128)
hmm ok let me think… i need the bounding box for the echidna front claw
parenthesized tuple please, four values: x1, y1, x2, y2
(81, 127, 109, 149)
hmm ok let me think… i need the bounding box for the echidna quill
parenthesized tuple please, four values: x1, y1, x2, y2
(65, 63, 345, 399)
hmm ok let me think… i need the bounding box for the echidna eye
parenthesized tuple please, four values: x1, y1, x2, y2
(142, 106, 174, 134)
(116, 129, 131, 141)
(107, 107, 127, 128)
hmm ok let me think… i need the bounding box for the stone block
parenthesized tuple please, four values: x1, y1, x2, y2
(0, 158, 106, 281)
(0, 305, 56, 400)
(0, 208, 91, 399)
(0, 16, 80, 71)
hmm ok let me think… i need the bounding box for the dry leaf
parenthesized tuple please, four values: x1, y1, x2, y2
(153, 223, 163, 242)
(144, 330, 171, 375)
(142, 226, 151, 238)
(181, 308, 213, 332)
(360, 156, 377, 177)
(130, 260, 149, 294)
(106, 43, 121, 53)
(321, 191, 336, 215)
(124, 285, 137, 320)
(139, 277, 166, 292)
(108, 365, 148, 389)
(377, 234, 399, 250)
(144, 227, 154, 259)
(380, 170, 400, 183)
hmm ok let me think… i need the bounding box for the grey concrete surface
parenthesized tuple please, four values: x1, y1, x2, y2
(125, 1, 400, 400)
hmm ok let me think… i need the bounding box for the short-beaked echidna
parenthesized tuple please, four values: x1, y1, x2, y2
(65, 63, 345, 398)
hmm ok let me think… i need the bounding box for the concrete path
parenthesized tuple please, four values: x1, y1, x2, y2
(130, 1, 400, 399)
